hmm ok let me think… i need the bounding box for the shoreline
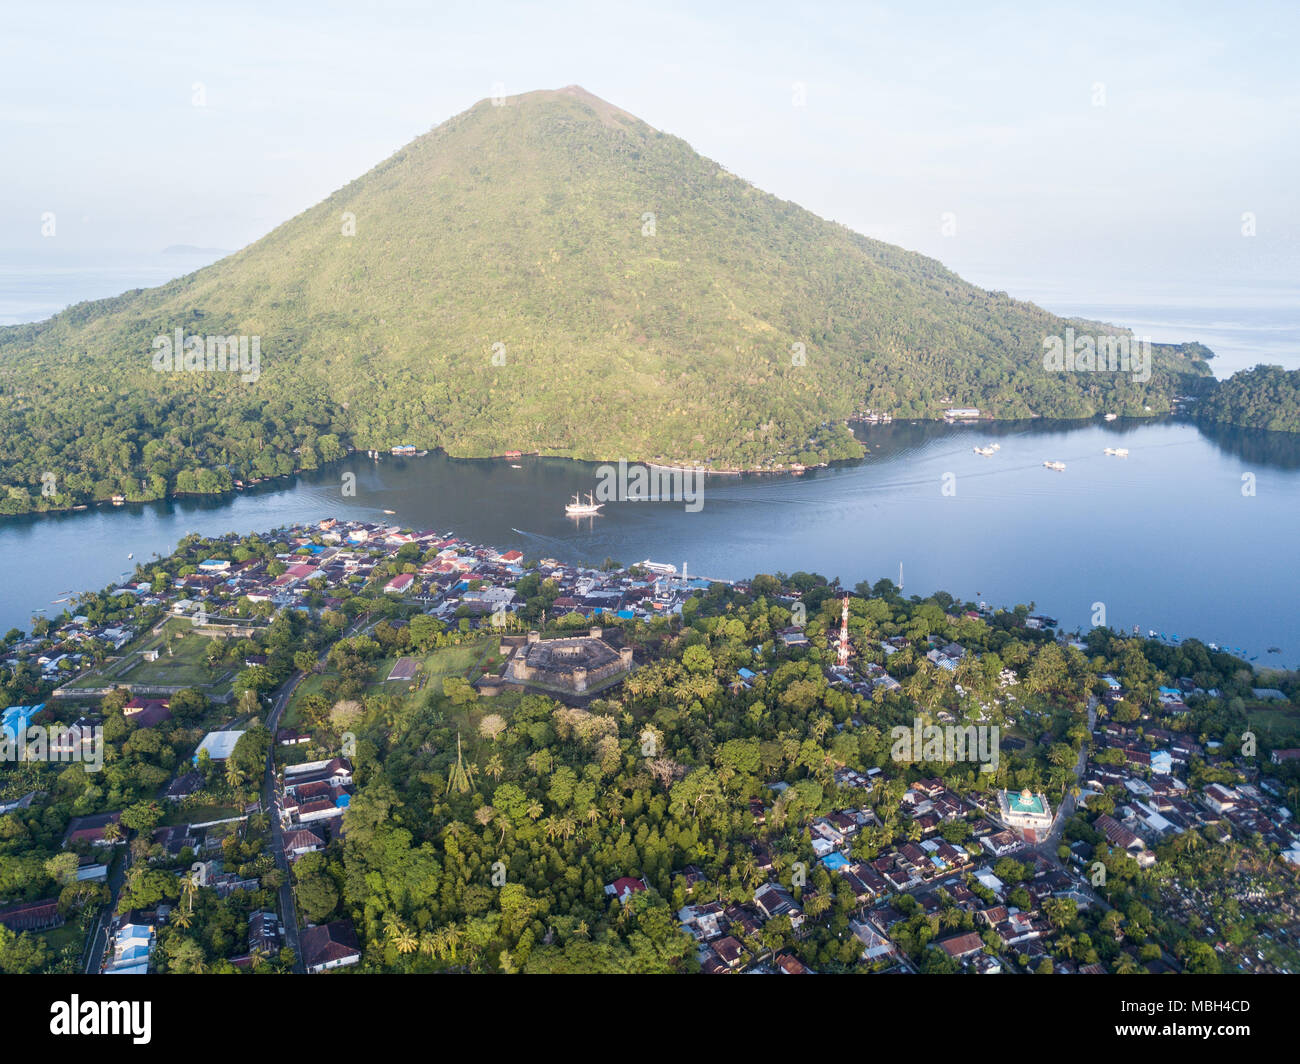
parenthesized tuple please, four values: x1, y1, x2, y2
(0, 410, 1213, 521)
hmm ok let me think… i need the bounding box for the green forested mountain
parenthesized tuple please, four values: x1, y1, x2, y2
(0, 86, 1213, 515)
(1195, 365, 1300, 433)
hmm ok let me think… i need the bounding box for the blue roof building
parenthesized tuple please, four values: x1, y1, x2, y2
(2, 704, 44, 742)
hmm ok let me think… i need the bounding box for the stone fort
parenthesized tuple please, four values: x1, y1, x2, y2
(506, 627, 634, 694)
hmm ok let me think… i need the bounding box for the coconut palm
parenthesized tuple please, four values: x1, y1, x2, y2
(390, 924, 418, 955)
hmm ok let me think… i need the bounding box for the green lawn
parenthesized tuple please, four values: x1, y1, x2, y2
(423, 638, 499, 693)
(39, 922, 83, 954)
(162, 804, 243, 826)
(1246, 703, 1300, 744)
(66, 617, 236, 693)
(284, 637, 500, 718)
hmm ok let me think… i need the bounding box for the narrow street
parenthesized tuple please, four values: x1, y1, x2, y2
(260, 613, 370, 974)
(264, 670, 306, 973)
(83, 845, 130, 974)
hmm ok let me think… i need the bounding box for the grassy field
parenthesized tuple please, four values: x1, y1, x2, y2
(161, 804, 243, 826)
(114, 619, 230, 685)
(64, 617, 235, 692)
(1245, 702, 1300, 744)
(39, 922, 83, 954)
(287, 637, 501, 719)
(423, 638, 499, 694)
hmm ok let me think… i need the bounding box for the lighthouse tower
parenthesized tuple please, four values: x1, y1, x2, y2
(837, 594, 851, 667)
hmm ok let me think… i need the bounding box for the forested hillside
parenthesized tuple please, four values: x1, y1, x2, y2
(0, 86, 1213, 515)
(1195, 365, 1300, 433)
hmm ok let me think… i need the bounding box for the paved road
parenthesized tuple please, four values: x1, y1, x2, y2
(264, 670, 307, 973)
(83, 845, 130, 973)
(259, 613, 371, 973)
(1041, 695, 1099, 851)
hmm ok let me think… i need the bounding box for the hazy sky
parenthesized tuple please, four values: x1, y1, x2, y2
(3, 0, 1297, 303)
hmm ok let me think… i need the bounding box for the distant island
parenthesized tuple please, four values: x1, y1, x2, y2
(0, 85, 1276, 518)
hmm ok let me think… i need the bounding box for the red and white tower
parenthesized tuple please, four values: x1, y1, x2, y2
(837, 594, 851, 667)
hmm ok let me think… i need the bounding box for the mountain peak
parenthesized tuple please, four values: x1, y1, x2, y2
(490, 84, 639, 128)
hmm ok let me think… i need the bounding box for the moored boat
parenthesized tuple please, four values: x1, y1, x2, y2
(565, 492, 603, 515)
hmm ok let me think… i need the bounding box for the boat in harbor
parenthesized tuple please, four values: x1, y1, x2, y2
(1043, 460, 1066, 471)
(565, 492, 604, 515)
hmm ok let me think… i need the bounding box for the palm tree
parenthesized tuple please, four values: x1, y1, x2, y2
(485, 754, 505, 783)
(390, 924, 418, 955)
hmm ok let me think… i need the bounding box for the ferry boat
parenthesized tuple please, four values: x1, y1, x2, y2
(1043, 460, 1066, 472)
(565, 492, 604, 516)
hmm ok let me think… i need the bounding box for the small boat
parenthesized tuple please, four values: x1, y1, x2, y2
(973, 445, 997, 457)
(565, 492, 604, 516)
(383, 509, 396, 515)
(127, 552, 134, 559)
(1104, 413, 1118, 421)
(510, 463, 522, 469)
(1043, 460, 1066, 471)
(1103, 448, 1128, 458)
